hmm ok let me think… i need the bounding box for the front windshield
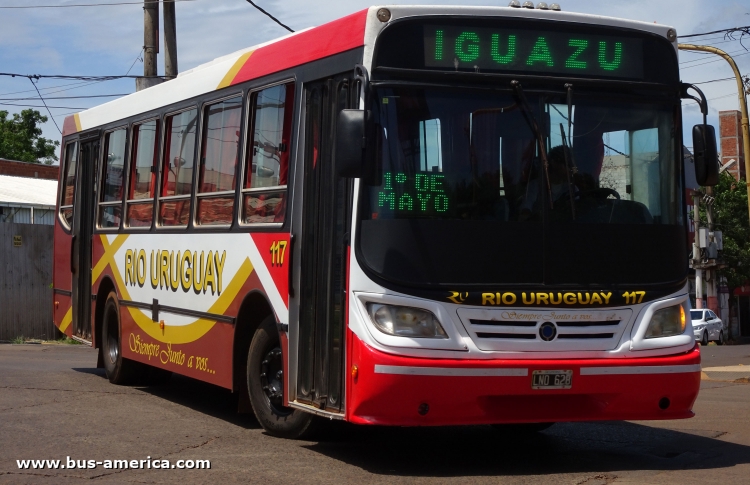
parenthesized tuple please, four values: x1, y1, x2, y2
(690, 310, 703, 321)
(366, 87, 680, 225)
(358, 86, 686, 288)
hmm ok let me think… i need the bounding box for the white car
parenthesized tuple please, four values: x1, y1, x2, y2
(691, 309, 725, 345)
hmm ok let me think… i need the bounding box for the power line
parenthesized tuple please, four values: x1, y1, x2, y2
(680, 51, 750, 69)
(125, 48, 145, 77)
(693, 77, 737, 84)
(680, 47, 750, 64)
(0, 94, 128, 101)
(28, 78, 62, 134)
(245, 0, 293, 33)
(0, 72, 137, 81)
(679, 25, 750, 38)
(0, 0, 195, 8)
(0, 102, 87, 109)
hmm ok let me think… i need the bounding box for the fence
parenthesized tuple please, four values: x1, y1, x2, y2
(0, 222, 56, 341)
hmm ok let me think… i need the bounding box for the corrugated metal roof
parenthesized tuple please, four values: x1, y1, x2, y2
(0, 174, 57, 207)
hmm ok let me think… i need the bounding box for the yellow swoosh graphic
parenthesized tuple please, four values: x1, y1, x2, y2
(59, 307, 73, 333)
(217, 51, 253, 90)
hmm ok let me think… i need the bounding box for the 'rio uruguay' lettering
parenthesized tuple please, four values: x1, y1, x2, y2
(124, 249, 226, 295)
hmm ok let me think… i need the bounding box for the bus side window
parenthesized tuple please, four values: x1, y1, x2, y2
(59, 141, 78, 228)
(196, 96, 242, 225)
(126, 119, 160, 228)
(159, 108, 197, 226)
(98, 128, 128, 229)
(242, 82, 294, 224)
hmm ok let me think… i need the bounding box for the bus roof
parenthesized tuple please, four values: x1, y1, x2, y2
(63, 5, 675, 137)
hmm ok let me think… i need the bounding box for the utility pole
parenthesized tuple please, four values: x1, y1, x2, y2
(136, 0, 164, 91)
(144, 0, 158, 77)
(694, 191, 704, 309)
(164, 0, 178, 79)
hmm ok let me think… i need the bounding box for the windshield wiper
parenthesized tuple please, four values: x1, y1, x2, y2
(511, 80, 552, 207)
(560, 83, 577, 219)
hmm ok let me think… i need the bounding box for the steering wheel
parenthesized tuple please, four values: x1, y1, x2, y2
(580, 187, 620, 200)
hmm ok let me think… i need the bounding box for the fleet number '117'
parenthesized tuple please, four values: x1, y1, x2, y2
(270, 240, 288, 266)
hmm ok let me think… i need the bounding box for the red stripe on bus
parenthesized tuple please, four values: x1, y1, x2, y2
(229, 9, 368, 87)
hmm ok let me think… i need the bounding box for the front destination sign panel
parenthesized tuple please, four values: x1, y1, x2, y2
(424, 25, 644, 79)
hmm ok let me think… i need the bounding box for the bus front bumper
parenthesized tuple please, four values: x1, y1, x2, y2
(346, 336, 701, 426)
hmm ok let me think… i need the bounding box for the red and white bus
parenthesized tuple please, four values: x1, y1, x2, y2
(54, 4, 718, 438)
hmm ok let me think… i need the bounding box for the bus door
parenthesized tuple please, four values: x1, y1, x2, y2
(71, 136, 99, 340)
(295, 74, 355, 412)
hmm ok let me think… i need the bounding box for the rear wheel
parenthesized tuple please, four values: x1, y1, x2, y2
(247, 316, 317, 439)
(701, 331, 709, 346)
(101, 292, 139, 384)
(717, 331, 725, 346)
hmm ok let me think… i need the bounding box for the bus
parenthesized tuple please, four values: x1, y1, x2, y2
(53, 4, 718, 438)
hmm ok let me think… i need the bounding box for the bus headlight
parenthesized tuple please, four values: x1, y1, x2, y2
(366, 303, 448, 338)
(645, 305, 686, 338)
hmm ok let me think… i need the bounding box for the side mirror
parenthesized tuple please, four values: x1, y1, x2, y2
(693, 124, 718, 186)
(335, 109, 366, 178)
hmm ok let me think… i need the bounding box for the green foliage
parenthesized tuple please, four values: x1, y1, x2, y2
(11, 336, 25, 344)
(56, 337, 82, 345)
(703, 172, 750, 290)
(0, 109, 60, 164)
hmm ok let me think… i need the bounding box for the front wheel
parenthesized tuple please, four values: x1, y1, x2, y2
(701, 331, 709, 346)
(247, 316, 317, 439)
(717, 331, 725, 345)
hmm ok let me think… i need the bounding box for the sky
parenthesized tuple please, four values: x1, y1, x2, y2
(0, 0, 748, 164)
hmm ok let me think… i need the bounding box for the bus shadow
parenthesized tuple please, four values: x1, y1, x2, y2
(303, 421, 750, 477)
(73, 367, 261, 430)
(136, 374, 261, 430)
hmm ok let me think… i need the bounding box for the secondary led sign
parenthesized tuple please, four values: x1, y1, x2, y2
(424, 25, 644, 79)
(377, 172, 450, 214)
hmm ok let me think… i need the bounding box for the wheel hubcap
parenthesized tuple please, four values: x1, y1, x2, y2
(260, 347, 290, 415)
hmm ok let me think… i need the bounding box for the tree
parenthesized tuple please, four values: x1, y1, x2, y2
(703, 172, 750, 291)
(0, 109, 60, 165)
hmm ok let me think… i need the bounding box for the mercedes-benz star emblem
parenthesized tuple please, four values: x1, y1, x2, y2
(539, 322, 557, 341)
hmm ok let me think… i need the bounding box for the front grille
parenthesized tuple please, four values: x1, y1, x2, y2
(457, 308, 633, 352)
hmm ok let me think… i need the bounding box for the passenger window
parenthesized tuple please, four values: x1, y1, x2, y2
(59, 142, 78, 228)
(197, 96, 242, 225)
(243, 83, 294, 223)
(159, 109, 197, 226)
(126, 120, 160, 227)
(99, 128, 127, 228)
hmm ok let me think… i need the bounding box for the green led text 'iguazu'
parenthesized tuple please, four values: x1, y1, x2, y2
(423, 26, 643, 79)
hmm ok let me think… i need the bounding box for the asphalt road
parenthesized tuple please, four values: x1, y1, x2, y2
(2, 342, 750, 485)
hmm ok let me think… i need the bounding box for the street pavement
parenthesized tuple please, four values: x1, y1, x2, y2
(1, 342, 750, 485)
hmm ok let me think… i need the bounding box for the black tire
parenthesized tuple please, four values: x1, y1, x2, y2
(247, 316, 317, 439)
(717, 331, 725, 346)
(492, 423, 554, 434)
(701, 331, 709, 346)
(101, 291, 140, 385)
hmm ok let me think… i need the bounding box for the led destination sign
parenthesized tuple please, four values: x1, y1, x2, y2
(424, 26, 644, 79)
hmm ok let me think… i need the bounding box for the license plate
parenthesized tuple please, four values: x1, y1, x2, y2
(532, 370, 573, 389)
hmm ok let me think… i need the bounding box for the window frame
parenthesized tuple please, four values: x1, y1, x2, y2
(58, 140, 79, 231)
(156, 106, 199, 229)
(125, 116, 161, 230)
(97, 125, 130, 231)
(239, 79, 295, 228)
(193, 92, 244, 229)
